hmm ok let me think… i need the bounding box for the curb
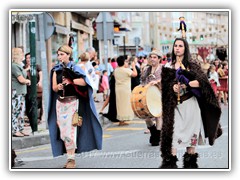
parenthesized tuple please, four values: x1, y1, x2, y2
(12, 132, 50, 150)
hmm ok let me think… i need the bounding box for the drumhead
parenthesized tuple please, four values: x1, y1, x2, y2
(146, 85, 162, 117)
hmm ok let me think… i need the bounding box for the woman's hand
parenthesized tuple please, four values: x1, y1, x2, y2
(37, 81, 42, 89)
(173, 83, 180, 93)
(57, 83, 64, 91)
(62, 78, 71, 86)
(25, 79, 31, 86)
(25, 66, 30, 71)
(173, 83, 187, 92)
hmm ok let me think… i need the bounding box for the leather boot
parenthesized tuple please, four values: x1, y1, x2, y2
(159, 155, 178, 168)
(148, 124, 161, 146)
(183, 152, 199, 168)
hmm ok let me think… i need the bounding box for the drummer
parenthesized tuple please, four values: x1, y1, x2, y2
(140, 50, 163, 146)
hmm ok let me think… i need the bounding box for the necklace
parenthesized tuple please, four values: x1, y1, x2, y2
(151, 64, 159, 74)
(148, 65, 159, 79)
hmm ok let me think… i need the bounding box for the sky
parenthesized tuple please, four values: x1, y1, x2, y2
(2, 0, 238, 179)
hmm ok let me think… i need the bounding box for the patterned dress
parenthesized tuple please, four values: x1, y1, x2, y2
(56, 98, 78, 150)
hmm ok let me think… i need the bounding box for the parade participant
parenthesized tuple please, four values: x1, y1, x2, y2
(217, 61, 228, 105)
(78, 52, 100, 102)
(48, 45, 102, 168)
(140, 50, 163, 146)
(208, 64, 220, 96)
(99, 74, 119, 122)
(85, 47, 99, 102)
(160, 38, 222, 168)
(114, 55, 137, 126)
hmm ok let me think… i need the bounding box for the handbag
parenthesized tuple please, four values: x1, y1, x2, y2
(72, 111, 83, 127)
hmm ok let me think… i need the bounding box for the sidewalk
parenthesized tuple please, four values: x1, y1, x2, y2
(12, 93, 112, 150)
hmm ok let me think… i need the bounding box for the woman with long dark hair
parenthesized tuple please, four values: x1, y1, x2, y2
(160, 38, 222, 168)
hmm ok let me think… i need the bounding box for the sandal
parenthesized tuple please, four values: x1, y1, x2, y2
(13, 132, 24, 137)
(63, 159, 76, 168)
(21, 132, 30, 136)
(118, 121, 129, 126)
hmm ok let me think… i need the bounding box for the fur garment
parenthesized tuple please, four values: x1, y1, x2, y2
(160, 61, 222, 160)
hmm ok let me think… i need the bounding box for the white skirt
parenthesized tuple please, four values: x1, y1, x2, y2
(172, 96, 205, 148)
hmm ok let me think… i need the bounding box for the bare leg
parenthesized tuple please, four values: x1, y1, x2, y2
(99, 96, 110, 113)
(224, 92, 228, 105)
(67, 148, 75, 157)
(183, 147, 198, 168)
(145, 118, 154, 127)
(155, 117, 162, 130)
(218, 91, 223, 103)
(64, 148, 76, 168)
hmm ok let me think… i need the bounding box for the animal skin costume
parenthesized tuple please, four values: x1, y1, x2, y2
(160, 60, 222, 164)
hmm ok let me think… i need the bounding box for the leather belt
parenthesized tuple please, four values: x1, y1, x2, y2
(180, 93, 193, 102)
(57, 96, 77, 102)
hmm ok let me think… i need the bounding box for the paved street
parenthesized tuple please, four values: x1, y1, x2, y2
(12, 103, 229, 169)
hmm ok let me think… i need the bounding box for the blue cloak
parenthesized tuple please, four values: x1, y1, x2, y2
(47, 61, 102, 157)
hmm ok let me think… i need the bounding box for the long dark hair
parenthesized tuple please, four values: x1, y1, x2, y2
(171, 38, 191, 69)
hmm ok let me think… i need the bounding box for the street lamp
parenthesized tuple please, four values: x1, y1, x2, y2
(119, 26, 131, 56)
(96, 12, 114, 73)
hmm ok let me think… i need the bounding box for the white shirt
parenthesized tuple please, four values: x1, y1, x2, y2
(209, 71, 220, 87)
